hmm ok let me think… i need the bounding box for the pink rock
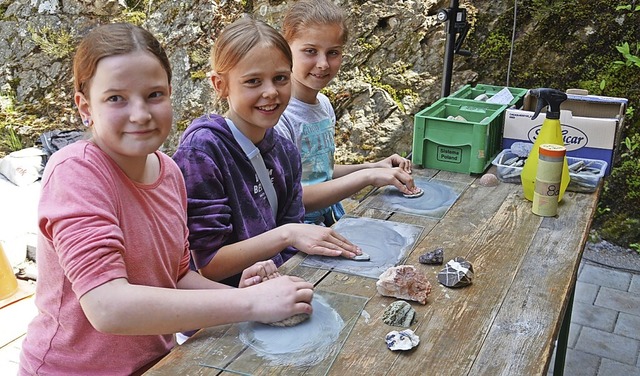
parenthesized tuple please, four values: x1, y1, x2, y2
(376, 265, 432, 304)
(478, 173, 499, 187)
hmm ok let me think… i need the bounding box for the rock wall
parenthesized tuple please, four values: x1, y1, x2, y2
(0, 0, 481, 161)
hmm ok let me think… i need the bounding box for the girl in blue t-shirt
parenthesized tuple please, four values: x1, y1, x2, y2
(276, 0, 419, 226)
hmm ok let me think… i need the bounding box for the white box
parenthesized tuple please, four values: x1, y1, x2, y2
(502, 92, 627, 175)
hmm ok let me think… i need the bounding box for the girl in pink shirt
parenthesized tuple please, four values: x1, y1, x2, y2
(19, 22, 314, 376)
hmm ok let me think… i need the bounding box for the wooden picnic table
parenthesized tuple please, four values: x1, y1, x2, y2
(145, 166, 600, 376)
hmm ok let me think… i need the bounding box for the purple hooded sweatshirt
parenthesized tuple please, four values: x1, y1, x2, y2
(172, 114, 304, 286)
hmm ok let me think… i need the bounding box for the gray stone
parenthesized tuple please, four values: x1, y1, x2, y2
(418, 247, 444, 265)
(571, 301, 617, 332)
(575, 327, 639, 365)
(614, 312, 640, 341)
(579, 263, 631, 291)
(574, 280, 598, 304)
(595, 287, 640, 316)
(382, 300, 415, 327)
(599, 359, 640, 376)
(437, 257, 474, 288)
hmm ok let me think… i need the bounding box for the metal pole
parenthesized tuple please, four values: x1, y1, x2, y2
(441, 0, 459, 98)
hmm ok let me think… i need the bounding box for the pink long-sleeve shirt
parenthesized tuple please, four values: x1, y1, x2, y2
(19, 141, 191, 375)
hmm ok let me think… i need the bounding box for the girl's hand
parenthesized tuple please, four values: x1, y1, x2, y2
(366, 167, 416, 194)
(239, 260, 281, 288)
(284, 223, 363, 259)
(372, 154, 412, 174)
(246, 276, 314, 324)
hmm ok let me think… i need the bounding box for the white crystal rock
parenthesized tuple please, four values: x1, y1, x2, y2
(385, 329, 420, 351)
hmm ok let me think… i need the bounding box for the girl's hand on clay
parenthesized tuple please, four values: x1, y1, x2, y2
(373, 154, 412, 174)
(285, 223, 363, 259)
(367, 167, 416, 195)
(239, 260, 281, 287)
(247, 276, 314, 323)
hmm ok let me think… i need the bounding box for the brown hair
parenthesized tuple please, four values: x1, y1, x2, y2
(211, 16, 292, 77)
(73, 23, 172, 96)
(282, 0, 348, 44)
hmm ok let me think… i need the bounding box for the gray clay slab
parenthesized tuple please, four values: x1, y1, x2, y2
(301, 217, 423, 279)
(367, 177, 466, 218)
(203, 290, 367, 374)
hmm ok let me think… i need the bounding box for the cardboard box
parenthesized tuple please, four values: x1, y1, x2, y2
(502, 91, 627, 175)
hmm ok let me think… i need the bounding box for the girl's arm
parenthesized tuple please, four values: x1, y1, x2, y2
(302, 167, 416, 212)
(198, 223, 360, 281)
(333, 154, 412, 178)
(78, 273, 314, 335)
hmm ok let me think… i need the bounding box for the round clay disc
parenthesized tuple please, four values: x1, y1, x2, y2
(403, 187, 424, 198)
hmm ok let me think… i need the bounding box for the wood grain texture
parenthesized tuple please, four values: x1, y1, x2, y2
(145, 168, 599, 376)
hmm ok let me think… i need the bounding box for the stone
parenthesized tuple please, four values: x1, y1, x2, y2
(267, 313, 310, 327)
(352, 252, 371, 261)
(418, 247, 444, 265)
(403, 187, 424, 198)
(376, 265, 431, 304)
(511, 142, 534, 158)
(382, 300, 416, 327)
(478, 173, 499, 187)
(385, 329, 420, 351)
(437, 257, 474, 288)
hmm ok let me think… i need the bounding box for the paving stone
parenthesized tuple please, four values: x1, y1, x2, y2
(579, 263, 631, 291)
(630, 274, 640, 295)
(571, 301, 617, 332)
(575, 327, 639, 365)
(568, 323, 581, 348)
(598, 358, 640, 376)
(615, 312, 640, 341)
(595, 287, 640, 316)
(548, 348, 600, 376)
(575, 280, 599, 304)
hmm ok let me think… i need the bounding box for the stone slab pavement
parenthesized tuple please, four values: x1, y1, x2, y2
(549, 252, 640, 376)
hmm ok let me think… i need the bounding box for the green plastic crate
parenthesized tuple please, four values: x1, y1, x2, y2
(412, 97, 508, 174)
(450, 84, 528, 108)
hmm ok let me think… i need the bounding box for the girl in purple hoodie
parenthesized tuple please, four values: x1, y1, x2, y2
(173, 17, 362, 288)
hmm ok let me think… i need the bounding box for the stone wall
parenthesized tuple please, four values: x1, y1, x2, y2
(0, 0, 481, 161)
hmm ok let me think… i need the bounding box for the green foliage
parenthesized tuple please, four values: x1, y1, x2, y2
(0, 92, 25, 155)
(613, 42, 640, 68)
(28, 25, 74, 59)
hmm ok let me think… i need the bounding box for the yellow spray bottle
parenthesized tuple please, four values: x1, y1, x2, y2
(521, 88, 570, 201)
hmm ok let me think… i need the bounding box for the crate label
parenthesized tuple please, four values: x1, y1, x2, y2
(437, 146, 462, 164)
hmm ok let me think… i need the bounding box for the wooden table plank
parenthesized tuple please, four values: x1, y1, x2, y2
(146, 168, 599, 376)
(470, 191, 599, 376)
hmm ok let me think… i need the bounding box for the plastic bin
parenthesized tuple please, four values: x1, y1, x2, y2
(412, 97, 508, 174)
(491, 148, 607, 193)
(450, 84, 528, 108)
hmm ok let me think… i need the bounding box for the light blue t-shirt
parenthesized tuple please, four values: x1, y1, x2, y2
(276, 94, 343, 225)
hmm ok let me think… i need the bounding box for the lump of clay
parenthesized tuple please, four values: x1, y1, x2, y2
(437, 257, 474, 288)
(376, 265, 431, 304)
(382, 300, 416, 327)
(418, 247, 444, 265)
(385, 329, 420, 351)
(267, 313, 310, 327)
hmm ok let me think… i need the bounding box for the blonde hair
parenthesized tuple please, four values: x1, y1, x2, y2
(211, 17, 292, 77)
(282, 0, 348, 44)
